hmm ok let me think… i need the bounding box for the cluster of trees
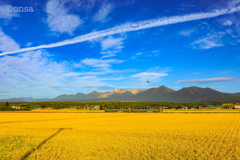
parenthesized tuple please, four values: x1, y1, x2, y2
(1, 101, 238, 111)
(0, 102, 11, 111)
(0, 101, 206, 111)
(0, 102, 31, 111)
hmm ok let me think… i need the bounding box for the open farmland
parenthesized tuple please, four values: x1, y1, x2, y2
(0, 113, 240, 160)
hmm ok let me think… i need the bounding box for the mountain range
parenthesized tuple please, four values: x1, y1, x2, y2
(0, 86, 239, 103)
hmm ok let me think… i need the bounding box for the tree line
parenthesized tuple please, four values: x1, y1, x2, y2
(0, 101, 208, 111)
(1, 101, 238, 111)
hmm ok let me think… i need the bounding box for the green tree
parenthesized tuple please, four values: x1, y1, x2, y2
(5, 101, 9, 108)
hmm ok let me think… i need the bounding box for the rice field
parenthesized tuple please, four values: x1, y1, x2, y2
(0, 112, 240, 159)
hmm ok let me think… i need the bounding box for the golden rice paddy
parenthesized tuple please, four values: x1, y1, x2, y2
(0, 112, 240, 159)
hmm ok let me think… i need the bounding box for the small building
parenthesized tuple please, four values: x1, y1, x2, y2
(32, 107, 37, 109)
(199, 106, 207, 109)
(234, 105, 240, 109)
(78, 106, 85, 110)
(12, 105, 22, 110)
(94, 105, 100, 110)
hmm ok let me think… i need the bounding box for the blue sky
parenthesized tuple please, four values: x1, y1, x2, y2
(0, 0, 240, 98)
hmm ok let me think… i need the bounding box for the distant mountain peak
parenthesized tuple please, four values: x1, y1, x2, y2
(157, 85, 175, 92)
(88, 91, 101, 94)
(1, 85, 239, 103)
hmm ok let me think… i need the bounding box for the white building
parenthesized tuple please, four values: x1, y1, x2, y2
(94, 105, 100, 110)
(234, 105, 240, 109)
(12, 105, 22, 109)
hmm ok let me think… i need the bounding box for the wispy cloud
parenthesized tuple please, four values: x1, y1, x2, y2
(192, 32, 225, 49)
(81, 58, 124, 68)
(193, 38, 223, 49)
(179, 29, 195, 36)
(48, 85, 70, 88)
(176, 77, 239, 84)
(132, 52, 143, 59)
(1, 5, 240, 56)
(80, 85, 160, 91)
(93, 3, 114, 22)
(0, 28, 20, 52)
(131, 72, 168, 84)
(223, 20, 233, 26)
(199, 86, 225, 89)
(45, 0, 83, 34)
(26, 42, 32, 47)
(100, 35, 125, 58)
(228, 0, 240, 7)
(0, 50, 112, 98)
(136, 52, 143, 55)
(101, 36, 124, 50)
(192, 29, 237, 49)
(80, 85, 116, 90)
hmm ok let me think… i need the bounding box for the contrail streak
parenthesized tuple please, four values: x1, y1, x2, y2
(1, 6, 240, 56)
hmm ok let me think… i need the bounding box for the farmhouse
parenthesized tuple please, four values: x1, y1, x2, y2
(94, 105, 100, 110)
(86, 107, 94, 110)
(234, 105, 240, 109)
(11, 105, 22, 109)
(78, 106, 85, 110)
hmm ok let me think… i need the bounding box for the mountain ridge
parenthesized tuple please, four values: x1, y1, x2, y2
(0, 86, 239, 103)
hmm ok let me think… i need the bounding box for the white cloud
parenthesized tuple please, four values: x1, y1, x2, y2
(48, 85, 70, 88)
(0, 32, 129, 98)
(217, 18, 233, 26)
(223, 20, 233, 26)
(199, 86, 225, 89)
(131, 67, 170, 85)
(93, 35, 125, 58)
(131, 72, 168, 84)
(132, 52, 143, 59)
(192, 32, 225, 49)
(93, 3, 114, 22)
(101, 36, 124, 50)
(26, 42, 32, 47)
(81, 58, 124, 68)
(0, 50, 111, 98)
(193, 38, 223, 49)
(45, 0, 83, 34)
(0, 28, 20, 52)
(176, 77, 239, 84)
(132, 72, 168, 78)
(2, 5, 240, 55)
(101, 54, 117, 58)
(0, 5, 19, 19)
(228, 0, 240, 7)
(80, 85, 159, 91)
(179, 29, 195, 36)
